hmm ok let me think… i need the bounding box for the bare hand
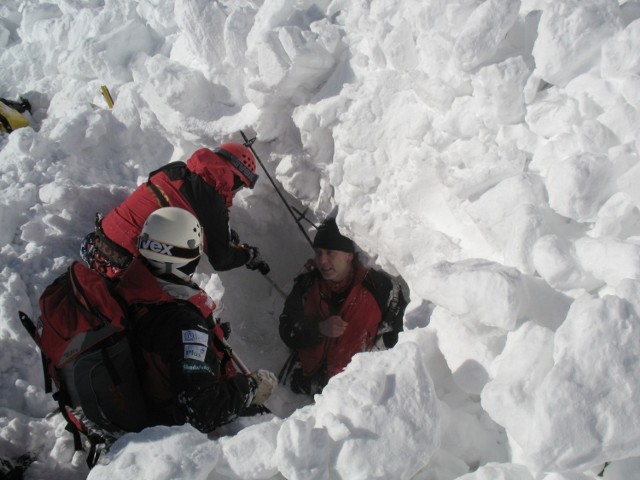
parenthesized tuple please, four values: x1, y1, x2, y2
(319, 315, 347, 338)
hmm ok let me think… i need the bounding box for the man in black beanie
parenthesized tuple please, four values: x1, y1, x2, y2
(278, 217, 408, 395)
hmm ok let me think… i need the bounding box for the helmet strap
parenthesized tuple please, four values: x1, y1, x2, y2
(177, 257, 200, 277)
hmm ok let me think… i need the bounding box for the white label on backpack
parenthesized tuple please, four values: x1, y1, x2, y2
(182, 329, 209, 346)
(184, 344, 207, 361)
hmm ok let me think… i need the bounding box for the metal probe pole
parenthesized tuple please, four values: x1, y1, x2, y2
(240, 130, 314, 247)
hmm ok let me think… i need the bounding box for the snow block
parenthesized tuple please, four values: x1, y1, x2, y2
(472, 56, 531, 126)
(88, 425, 221, 480)
(546, 153, 616, 223)
(418, 259, 528, 331)
(218, 418, 283, 479)
(466, 174, 548, 274)
(532, 234, 601, 292)
(482, 322, 555, 446)
(456, 462, 534, 480)
(532, 0, 622, 87)
(525, 296, 640, 472)
(574, 236, 640, 287)
(601, 18, 640, 78)
(276, 342, 440, 480)
(431, 307, 506, 395)
(453, 0, 521, 72)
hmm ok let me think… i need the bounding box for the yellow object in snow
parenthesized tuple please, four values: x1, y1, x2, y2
(100, 85, 114, 108)
(0, 100, 30, 133)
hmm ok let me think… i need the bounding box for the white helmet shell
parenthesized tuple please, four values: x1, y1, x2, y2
(138, 207, 203, 264)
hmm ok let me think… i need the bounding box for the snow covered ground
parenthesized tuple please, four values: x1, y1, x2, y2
(2, 0, 640, 478)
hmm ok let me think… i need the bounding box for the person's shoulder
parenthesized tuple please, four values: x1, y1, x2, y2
(362, 267, 394, 292)
(146, 299, 207, 328)
(148, 161, 188, 181)
(187, 148, 217, 162)
(293, 268, 318, 289)
(292, 259, 319, 282)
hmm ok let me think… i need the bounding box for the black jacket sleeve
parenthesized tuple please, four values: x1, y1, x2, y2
(134, 302, 255, 432)
(179, 169, 250, 271)
(279, 272, 325, 350)
(362, 270, 409, 348)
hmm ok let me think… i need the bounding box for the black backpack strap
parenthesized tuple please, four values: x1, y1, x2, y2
(190, 309, 233, 373)
(277, 351, 298, 384)
(18, 311, 36, 340)
(0, 97, 31, 113)
(146, 180, 171, 207)
(86, 439, 102, 469)
(0, 111, 13, 133)
(54, 394, 84, 453)
(145, 161, 188, 208)
(42, 358, 52, 393)
(210, 334, 233, 373)
(101, 346, 122, 385)
(18, 311, 53, 393)
(54, 390, 106, 469)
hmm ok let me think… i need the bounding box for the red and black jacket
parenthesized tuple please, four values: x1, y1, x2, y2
(279, 262, 407, 380)
(101, 148, 249, 271)
(115, 259, 254, 432)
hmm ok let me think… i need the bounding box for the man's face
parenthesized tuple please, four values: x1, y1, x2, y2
(314, 248, 353, 282)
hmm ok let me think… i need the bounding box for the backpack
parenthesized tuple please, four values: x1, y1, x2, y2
(19, 261, 148, 467)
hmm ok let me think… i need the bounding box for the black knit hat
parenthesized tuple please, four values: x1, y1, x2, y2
(313, 218, 355, 253)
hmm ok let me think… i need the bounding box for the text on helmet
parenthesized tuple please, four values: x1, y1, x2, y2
(140, 239, 175, 255)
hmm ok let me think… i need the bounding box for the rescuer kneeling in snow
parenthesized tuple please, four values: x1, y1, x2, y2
(118, 207, 277, 430)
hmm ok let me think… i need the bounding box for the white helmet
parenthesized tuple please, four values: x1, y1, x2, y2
(138, 207, 203, 281)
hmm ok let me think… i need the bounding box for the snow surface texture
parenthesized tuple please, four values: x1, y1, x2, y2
(2, 0, 640, 479)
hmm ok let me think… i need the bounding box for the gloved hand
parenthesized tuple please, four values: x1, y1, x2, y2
(216, 319, 231, 339)
(249, 369, 278, 405)
(318, 315, 348, 338)
(244, 245, 271, 275)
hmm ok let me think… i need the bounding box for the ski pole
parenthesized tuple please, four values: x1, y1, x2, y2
(240, 130, 314, 247)
(249, 256, 287, 298)
(221, 337, 251, 375)
(262, 273, 288, 299)
(277, 351, 297, 383)
(248, 259, 288, 298)
(229, 228, 288, 298)
(291, 206, 318, 229)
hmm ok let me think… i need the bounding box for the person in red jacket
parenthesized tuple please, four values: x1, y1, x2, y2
(116, 207, 277, 431)
(279, 217, 408, 395)
(81, 142, 269, 279)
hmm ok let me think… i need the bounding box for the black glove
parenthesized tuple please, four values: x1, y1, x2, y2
(245, 246, 271, 275)
(219, 321, 231, 339)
